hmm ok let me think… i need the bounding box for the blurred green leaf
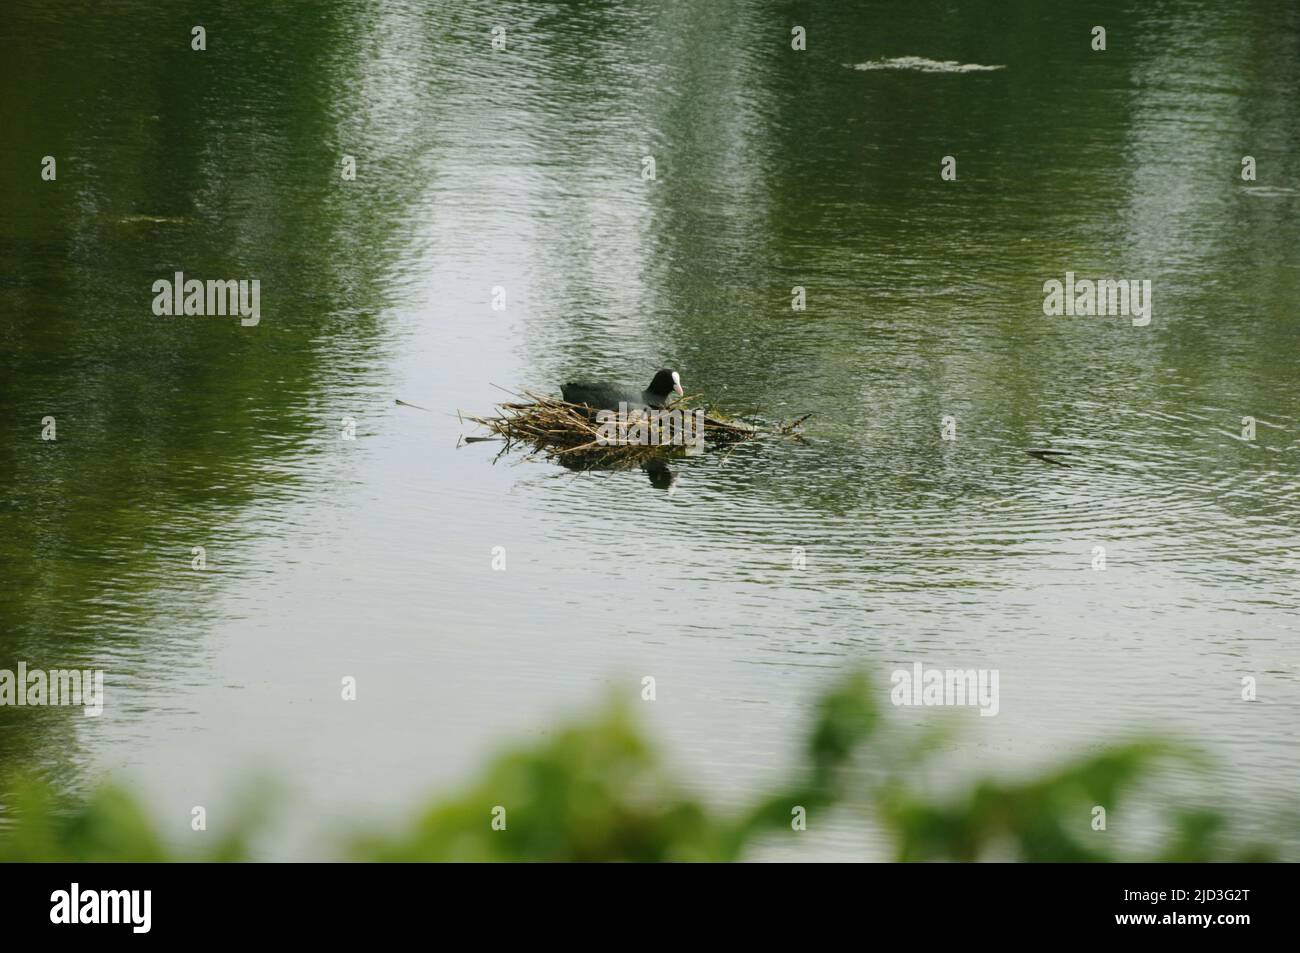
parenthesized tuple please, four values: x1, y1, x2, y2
(0, 675, 1282, 862)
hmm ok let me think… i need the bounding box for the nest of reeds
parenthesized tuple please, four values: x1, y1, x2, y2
(461, 389, 807, 470)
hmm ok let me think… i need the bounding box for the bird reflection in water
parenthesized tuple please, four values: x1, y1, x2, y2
(552, 453, 680, 492)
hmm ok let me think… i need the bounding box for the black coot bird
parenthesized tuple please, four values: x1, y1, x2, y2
(561, 369, 684, 410)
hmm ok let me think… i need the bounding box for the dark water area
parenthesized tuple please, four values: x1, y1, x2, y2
(2, 1, 1298, 857)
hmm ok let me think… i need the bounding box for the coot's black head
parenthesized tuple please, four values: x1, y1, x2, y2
(648, 368, 684, 399)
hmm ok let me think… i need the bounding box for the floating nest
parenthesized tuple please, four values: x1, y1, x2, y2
(460, 389, 807, 470)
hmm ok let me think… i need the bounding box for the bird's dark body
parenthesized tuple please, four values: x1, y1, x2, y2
(561, 369, 681, 411)
(560, 382, 664, 409)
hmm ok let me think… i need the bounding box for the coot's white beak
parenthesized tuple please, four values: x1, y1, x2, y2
(672, 371, 684, 396)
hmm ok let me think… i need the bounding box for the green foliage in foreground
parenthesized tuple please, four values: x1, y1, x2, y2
(0, 675, 1279, 862)
(0, 774, 275, 863)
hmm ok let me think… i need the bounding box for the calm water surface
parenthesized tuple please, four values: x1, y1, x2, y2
(2, 0, 1298, 858)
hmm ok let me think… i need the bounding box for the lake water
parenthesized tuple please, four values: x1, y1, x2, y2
(3, 0, 1298, 859)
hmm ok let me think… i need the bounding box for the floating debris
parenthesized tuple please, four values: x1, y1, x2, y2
(115, 214, 192, 225)
(1025, 448, 1075, 467)
(845, 57, 1005, 73)
(1240, 185, 1297, 198)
